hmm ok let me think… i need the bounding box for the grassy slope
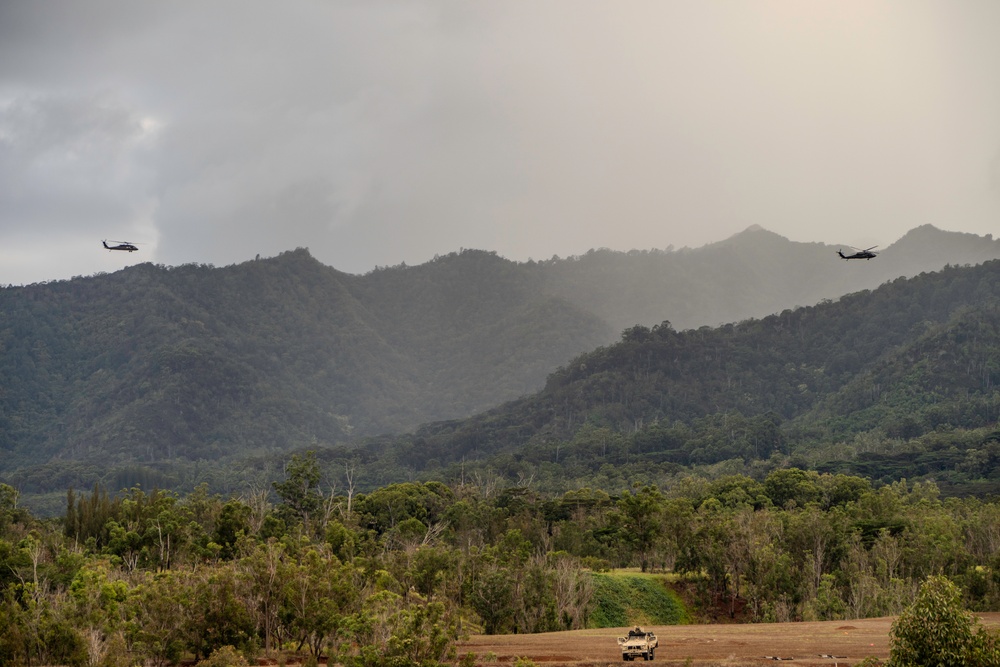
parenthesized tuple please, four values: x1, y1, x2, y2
(588, 570, 691, 628)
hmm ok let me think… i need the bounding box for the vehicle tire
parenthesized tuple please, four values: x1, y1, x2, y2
(649, 647, 655, 660)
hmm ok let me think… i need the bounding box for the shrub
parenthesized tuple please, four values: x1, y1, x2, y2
(889, 575, 1000, 667)
(195, 645, 250, 667)
(854, 658, 881, 667)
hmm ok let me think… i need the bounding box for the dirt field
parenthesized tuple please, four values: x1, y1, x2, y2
(456, 613, 1000, 666)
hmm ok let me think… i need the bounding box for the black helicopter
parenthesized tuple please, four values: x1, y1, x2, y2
(103, 240, 139, 252)
(837, 245, 878, 260)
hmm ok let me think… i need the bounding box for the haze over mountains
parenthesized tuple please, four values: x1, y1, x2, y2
(3, 224, 1000, 505)
(542, 223, 1000, 333)
(404, 260, 1000, 473)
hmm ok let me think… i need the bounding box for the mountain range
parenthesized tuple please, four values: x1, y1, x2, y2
(3, 224, 1000, 506)
(400, 260, 1000, 474)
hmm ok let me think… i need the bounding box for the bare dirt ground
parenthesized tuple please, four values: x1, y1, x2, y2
(455, 613, 1000, 666)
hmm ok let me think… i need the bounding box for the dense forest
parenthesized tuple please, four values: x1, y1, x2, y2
(5, 458, 1000, 665)
(5, 230, 1000, 512)
(0, 248, 610, 471)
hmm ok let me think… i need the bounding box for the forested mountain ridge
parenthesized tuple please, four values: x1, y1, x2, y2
(0, 249, 610, 472)
(3, 226, 1000, 506)
(393, 260, 1000, 493)
(3, 253, 389, 464)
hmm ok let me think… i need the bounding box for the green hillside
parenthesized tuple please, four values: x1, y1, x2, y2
(376, 260, 1000, 496)
(0, 249, 609, 471)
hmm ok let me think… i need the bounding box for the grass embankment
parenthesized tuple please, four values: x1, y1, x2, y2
(587, 570, 691, 628)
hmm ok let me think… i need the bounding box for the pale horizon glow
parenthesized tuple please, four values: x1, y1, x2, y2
(1, 1, 999, 285)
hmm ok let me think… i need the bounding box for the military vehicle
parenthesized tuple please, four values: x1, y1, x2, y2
(617, 626, 658, 661)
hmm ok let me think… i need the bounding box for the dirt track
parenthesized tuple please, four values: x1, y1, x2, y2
(456, 613, 1000, 666)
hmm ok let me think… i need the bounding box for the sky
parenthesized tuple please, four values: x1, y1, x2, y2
(1, 1, 999, 285)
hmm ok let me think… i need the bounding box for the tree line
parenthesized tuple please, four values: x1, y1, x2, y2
(6, 455, 1000, 665)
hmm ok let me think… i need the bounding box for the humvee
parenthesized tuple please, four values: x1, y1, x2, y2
(617, 626, 658, 661)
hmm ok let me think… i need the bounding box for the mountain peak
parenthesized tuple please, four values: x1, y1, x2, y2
(888, 225, 999, 250)
(726, 224, 787, 241)
(712, 224, 789, 249)
(893, 224, 944, 241)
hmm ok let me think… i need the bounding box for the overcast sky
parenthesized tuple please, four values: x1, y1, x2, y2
(1, 1, 999, 285)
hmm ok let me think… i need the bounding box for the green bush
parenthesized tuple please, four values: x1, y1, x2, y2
(854, 658, 882, 667)
(889, 575, 1000, 667)
(195, 645, 250, 667)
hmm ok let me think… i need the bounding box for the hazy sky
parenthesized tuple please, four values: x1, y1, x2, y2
(2, 1, 999, 285)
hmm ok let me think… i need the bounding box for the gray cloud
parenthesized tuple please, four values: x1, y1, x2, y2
(0, 91, 157, 281)
(1, 1, 999, 284)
